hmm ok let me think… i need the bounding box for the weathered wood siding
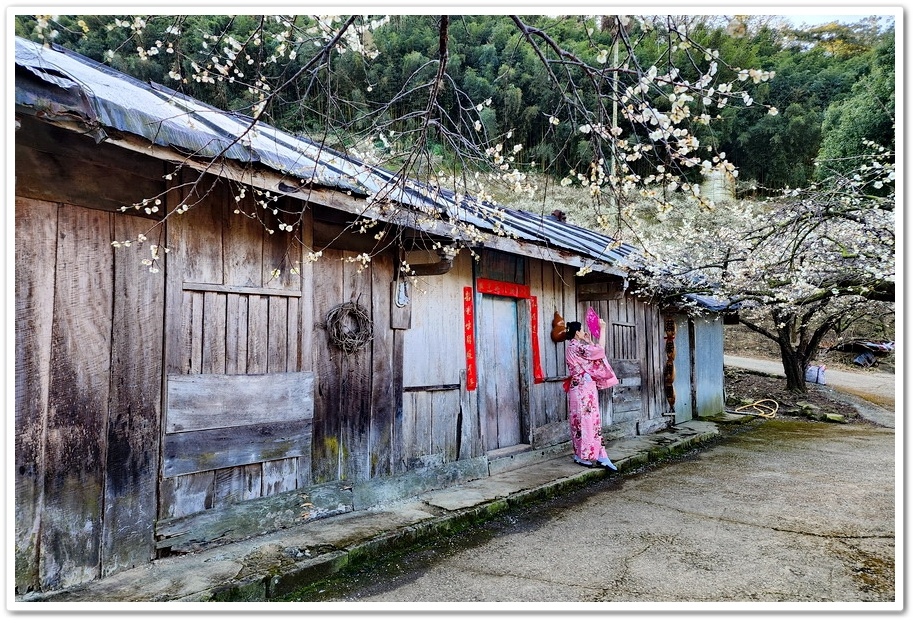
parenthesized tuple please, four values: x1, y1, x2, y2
(400, 251, 480, 466)
(14, 197, 165, 593)
(529, 260, 577, 447)
(579, 285, 668, 438)
(311, 246, 400, 482)
(15, 101, 715, 599)
(402, 250, 472, 388)
(160, 173, 315, 526)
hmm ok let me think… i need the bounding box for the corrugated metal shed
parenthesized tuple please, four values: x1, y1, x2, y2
(15, 36, 640, 272)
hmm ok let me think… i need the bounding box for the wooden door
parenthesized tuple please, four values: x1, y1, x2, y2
(477, 294, 524, 450)
(672, 315, 693, 423)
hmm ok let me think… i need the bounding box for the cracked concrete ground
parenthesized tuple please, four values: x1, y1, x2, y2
(316, 418, 897, 607)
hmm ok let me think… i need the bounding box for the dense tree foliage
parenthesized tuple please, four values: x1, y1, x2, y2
(15, 14, 893, 191)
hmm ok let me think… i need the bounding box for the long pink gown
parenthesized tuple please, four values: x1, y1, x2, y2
(564, 338, 619, 461)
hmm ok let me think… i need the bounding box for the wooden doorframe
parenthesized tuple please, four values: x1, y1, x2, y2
(472, 278, 548, 451)
(475, 278, 545, 384)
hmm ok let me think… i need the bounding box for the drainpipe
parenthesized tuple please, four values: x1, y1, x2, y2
(408, 247, 456, 276)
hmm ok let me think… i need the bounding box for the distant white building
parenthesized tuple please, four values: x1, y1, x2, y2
(700, 169, 736, 202)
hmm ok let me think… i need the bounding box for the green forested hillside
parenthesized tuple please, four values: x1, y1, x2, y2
(15, 14, 894, 192)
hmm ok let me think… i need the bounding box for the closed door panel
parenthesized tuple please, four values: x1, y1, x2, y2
(477, 295, 522, 450)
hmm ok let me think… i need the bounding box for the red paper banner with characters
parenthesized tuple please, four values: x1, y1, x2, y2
(463, 287, 477, 391)
(528, 295, 545, 383)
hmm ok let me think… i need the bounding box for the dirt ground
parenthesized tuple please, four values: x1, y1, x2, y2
(723, 325, 889, 422)
(724, 366, 863, 420)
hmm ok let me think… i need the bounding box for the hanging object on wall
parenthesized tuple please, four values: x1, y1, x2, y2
(550, 310, 567, 343)
(585, 306, 601, 340)
(663, 315, 676, 410)
(325, 301, 374, 353)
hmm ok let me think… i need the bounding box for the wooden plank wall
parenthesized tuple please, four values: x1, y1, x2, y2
(163, 373, 315, 476)
(644, 302, 667, 418)
(399, 251, 479, 468)
(161, 174, 314, 521)
(529, 259, 577, 443)
(14, 197, 164, 593)
(103, 214, 167, 576)
(583, 294, 666, 432)
(15, 117, 165, 213)
(402, 250, 471, 388)
(311, 246, 401, 482)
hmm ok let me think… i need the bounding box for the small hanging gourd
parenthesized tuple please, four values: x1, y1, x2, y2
(550, 310, 567, 343)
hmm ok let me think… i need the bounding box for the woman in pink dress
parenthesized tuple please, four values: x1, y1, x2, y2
(563, 317, 619, 470)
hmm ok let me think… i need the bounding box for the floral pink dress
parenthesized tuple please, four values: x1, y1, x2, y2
(564, 339, 619, 461)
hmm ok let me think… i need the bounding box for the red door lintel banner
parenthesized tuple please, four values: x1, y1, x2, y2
(473, 278, 545, 384)
(476, 278, 530, 299)
(463, 286, 477, 391)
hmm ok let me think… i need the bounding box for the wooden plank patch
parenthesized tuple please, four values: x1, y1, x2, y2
(163, 420, 312, 478)
(166, 372, 314, 433)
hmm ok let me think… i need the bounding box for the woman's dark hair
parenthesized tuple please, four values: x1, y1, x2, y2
(565, 321, 582, 341)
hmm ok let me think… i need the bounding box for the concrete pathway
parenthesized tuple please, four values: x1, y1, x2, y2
(12, 421, 726, 605)
(339, 418, 897, 605)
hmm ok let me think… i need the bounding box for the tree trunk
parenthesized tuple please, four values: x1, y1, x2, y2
(778, 340, 808, 394)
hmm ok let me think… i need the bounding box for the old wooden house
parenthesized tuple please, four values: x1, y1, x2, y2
(13, 37, 725, 595)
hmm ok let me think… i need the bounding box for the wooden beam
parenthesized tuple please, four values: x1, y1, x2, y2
(162, 420, 313, 478)
(183, 282, 301, 297)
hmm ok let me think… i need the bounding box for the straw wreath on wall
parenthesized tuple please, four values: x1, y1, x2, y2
(324, 301, 373, 353)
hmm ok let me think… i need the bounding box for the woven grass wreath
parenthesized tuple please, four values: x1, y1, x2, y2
(325, 301, 373, 353)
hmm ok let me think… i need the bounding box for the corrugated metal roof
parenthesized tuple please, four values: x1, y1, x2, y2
(15, 36, 639, 270)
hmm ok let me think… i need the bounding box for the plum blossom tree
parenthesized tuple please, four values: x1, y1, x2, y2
(24, 13, 778, 273)
(628, 140, 895, 393)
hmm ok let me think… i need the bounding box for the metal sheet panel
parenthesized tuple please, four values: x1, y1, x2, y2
(15, 36, 647, 273)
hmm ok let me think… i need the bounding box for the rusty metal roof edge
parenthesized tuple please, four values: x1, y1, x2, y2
(14, 35, 645, 275)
